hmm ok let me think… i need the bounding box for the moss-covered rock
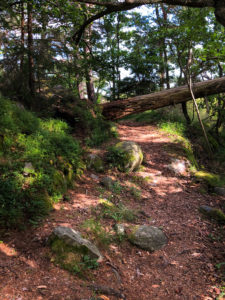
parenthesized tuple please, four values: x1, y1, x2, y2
(194, 171, 225, 187)
(100, 176, 115, 189)
(86, 154, 104, 173)
(49, 226, 103, 275)
(107, 141, 143, 172)
(199, 205, 225, 224)
(127, 225, 167, 251)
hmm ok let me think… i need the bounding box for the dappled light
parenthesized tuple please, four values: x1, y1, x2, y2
(0, 243, 17, 257)
(0, 0, 225, 298)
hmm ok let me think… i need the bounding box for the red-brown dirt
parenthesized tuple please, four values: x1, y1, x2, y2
(0, 122, 224, 300)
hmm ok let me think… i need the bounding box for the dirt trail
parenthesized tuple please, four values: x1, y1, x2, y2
(0, 122, 224, 300)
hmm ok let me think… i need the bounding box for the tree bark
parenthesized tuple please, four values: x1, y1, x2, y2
(27, 1, 35, 97)
(101, 76, 225, 120)
(20, 1, 24, 71)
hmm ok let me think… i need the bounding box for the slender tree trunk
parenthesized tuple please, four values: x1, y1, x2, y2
(185, 47, 212, 156)
(20, 1, 24, 71)
(116, 13, 121, 99)
(27, 1, 35, 97)
(161, 4, 170, 89)
(156, 5, 165, 90)
(83, 15, 96, 102)
(182, 102, 191, 124)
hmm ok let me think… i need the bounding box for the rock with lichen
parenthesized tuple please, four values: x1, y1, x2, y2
(86, 153, 104, 173)
(100, 176, 115, 189)
(107, 141, 143, 173)
(128, 225, 167, 251)
(199, 205, 225, 223)
(49, 226, 103, 271)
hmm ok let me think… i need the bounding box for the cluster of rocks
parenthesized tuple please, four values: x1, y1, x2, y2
(49, 224, 168, 271)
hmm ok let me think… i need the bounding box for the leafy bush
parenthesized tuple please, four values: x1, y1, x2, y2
(72, 100, 118, 146)
(106, 145, 130, 171)
(0, 97, 84, 228)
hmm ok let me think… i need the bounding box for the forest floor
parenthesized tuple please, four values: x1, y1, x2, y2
(0, 121, 225, 300)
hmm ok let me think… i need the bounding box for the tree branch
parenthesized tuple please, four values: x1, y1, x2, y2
(72, 3, 142, 44)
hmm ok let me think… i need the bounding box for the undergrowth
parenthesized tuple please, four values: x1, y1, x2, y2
(0, 97, 84, 228)
(72, 100, 118, 146)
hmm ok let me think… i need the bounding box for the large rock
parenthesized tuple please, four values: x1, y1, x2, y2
(109, 141, 143, 172)
(51, 226, 103, 262)
(128, 225, 167, 251)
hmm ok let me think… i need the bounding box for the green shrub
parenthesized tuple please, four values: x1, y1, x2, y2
(72, 101, 117, 147)
(0, 97, 84, 228)
(106, 145, 130, 171)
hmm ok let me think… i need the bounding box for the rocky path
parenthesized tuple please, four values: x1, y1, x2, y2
(0, 122, 224, 300)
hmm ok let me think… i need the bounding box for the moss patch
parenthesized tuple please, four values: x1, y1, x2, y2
(49, 237, 98, 277)
(107, 141, 143, 172)
(194, 171, 225, 187)
(199, 206, 225, 224)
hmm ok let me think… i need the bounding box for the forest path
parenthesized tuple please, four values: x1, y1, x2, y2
(0, 122, 224, 300)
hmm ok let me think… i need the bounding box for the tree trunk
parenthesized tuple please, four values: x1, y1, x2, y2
(20, 1, 24, 71)
(84, 25, 96, 103)
(101, 76, 225, 120)
(27, 1, 35, 97)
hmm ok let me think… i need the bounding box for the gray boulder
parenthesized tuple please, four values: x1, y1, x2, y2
(128, 225, 167, 251)
(110, 141, 143, 172)
(52, 226, 103, 262)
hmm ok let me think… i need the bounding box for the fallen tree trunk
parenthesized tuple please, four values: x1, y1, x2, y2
(101, 77, 225, 120)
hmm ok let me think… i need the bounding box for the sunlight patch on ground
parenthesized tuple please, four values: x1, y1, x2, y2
(20, 257, 38, 268)
(0, 243, 17, 257)
(71, 193, 99, 209)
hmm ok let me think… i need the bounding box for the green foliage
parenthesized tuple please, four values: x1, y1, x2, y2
(195, 171, 225, 187)
(0, 97, 84, 228)
(106, 145, 130, 171)
(100, 202, 136, 223)
(129, 186, 142, 201)
(72, 100, 118, 147)
(50, 237, 98, 278)
(82, 218, 112, 247)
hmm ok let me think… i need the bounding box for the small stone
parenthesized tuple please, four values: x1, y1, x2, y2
(199, 205, 225, 223)
(90, 174, 99, 181)
(115, 224, 126, 235)
(167, 159, 187, 175)
(23, 162, 35, 175)
(87, 154, 104, 173)
(100, 176, 115, 189)
(128, 225, 167, 251)
(214, 187, 225, 196)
